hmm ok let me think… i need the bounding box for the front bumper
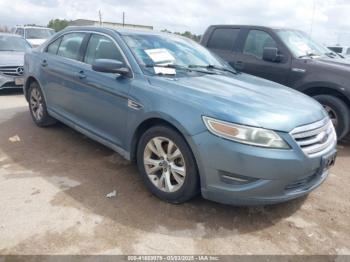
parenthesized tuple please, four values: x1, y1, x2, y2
(0, 74, 24, 89)
(190, 130, 336, 206)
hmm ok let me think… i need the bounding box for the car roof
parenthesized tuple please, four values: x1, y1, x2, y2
(0, 32, 22, 37)
(208, 25, 299, 31)
(63, 26, 172, 37)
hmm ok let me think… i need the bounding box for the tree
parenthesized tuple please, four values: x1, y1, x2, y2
(161, 29, 201, 42)
(47, 19, 70, 32)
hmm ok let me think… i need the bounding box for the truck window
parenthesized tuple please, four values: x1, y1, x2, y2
(243, 30, 277, 59)
(16, 28, 24, 37)
(207, 28, 239, 51)
(347, 48, 350, 55)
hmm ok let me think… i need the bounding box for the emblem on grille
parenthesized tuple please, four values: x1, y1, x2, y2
(16, 67, 24, 76)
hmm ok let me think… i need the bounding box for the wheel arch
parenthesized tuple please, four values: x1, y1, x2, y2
(24, 76, 39, 101)
(130, 117, 191, 162)
(302, 86, 350, 109)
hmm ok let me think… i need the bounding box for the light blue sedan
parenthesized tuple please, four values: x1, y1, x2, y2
(23, 27, 337, 205)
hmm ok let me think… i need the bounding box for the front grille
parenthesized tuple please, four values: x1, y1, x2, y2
(290, 118, 336, 157)
(0, 66, 23, 76)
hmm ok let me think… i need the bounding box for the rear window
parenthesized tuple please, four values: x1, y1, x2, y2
(207, 28, 239, 51)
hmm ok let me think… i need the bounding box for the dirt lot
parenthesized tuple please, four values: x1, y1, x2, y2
(0, 91, 349, 255)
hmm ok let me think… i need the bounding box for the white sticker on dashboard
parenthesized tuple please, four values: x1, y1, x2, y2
(153, 67, 176, 75)
(144, 48, 175, 63)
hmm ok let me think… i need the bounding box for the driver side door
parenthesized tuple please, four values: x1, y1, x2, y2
(69, 33, 132, 148)
(235, 29, 291, 85)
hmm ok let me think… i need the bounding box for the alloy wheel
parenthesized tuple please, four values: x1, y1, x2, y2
(30, 87, 44, 121)
(143, 136, 186, 193)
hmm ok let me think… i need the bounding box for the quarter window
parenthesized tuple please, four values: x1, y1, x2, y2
(46, 37, 62, 55)
(57, 33, 85, 61)
(84, 34, 124, 65)
(243, 30, 277, 59)
(207, 28, 239, 51)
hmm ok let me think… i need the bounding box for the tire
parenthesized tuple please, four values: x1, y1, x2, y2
(28, 81, 57, 127)
(136, 125, 199, 204)
(313, 95, 350, 140)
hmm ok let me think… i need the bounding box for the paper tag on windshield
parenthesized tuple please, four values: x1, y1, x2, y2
(154, 66, 176, 75)
(145, 48, 175, 63)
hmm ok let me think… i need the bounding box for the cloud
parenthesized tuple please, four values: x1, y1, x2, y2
(1, 0, 350, 45)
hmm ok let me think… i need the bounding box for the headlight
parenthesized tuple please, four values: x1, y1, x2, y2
(203, 116, 290, 149)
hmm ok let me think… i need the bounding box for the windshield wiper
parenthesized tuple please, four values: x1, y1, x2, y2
(189, 64, 237, 75)
(144, 64, 216, 75)
(298, 53, 319, 59)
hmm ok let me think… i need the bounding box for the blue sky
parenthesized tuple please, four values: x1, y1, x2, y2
(1, 0, 350, 45)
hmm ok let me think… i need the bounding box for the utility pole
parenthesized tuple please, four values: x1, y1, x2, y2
(122, 12, 125, 27)
(99, 10, 102, 26)
(309, 0, 316, 37)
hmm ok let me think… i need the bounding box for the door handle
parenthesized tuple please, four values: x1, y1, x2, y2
(76, 70, 87, 79)
(41, 60, 48, 67)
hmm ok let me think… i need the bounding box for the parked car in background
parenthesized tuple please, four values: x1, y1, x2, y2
(201, 25, 350, 140)
(23, 27, 337, 206)
(13, 26, 55, 47)
(328, 45, 350, 57)
(0, 33, 31, 90)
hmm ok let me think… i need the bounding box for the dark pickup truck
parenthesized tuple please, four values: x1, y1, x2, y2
(201, 25, 350, 140)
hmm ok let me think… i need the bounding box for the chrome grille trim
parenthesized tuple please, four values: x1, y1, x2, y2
(0, 66, 22, 76)
(290, 118, 337, 157)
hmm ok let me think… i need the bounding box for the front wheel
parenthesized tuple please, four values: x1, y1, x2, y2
(313, 95, 350, 140)
(136, 125, 199, 204)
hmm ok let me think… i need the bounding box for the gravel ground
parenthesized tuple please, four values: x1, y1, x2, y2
(0, 91, 349, 255)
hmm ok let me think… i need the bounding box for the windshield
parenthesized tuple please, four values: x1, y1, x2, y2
(0, 35, 31, 51)
(122, 33, 230, 76)
(25, 28, 54, 39)
(275, 29, 330, 58)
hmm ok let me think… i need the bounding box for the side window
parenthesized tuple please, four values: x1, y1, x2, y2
(84, 34, 124, 65)
(207, 28, 239, 51)
(347, 48, 350, 55)
(16, 28, 24, 37)
(46, 37, 62, 55)
(57, 33, 85, 61)
(243, 30, 277, 59)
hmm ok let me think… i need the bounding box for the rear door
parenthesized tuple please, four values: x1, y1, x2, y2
(205, 27, 242, 68)
(39, 32, 88, 119)
(234, 29, 291, 85)
(67, 33, 131, 147)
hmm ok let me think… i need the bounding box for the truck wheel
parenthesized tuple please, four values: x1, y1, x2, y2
(28, 81, 57, 127)
(136, 125, 199, 204)
(313, 95, 350, 140)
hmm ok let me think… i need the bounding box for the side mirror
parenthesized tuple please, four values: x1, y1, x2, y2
(92, 59, 131, 77)
(263, 47, 283, 62)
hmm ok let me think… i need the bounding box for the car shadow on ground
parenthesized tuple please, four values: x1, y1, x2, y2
(0, 89, 23, 96)
(0, 111, 313, 239)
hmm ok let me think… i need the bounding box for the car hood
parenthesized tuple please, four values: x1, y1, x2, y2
(148, 73, 327, 132)
(315, 56, 350, 69)
(0, 51, 24, 67)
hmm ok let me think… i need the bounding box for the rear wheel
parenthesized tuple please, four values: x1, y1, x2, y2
(313, 95, 350, 140)
(136, 125, 199, 204)
(28, 81, 57, 127)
